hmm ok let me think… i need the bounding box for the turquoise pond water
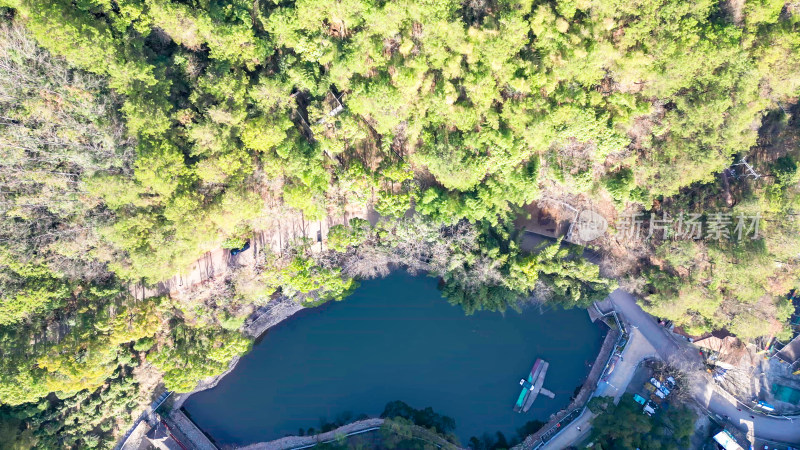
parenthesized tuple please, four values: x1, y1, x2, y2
(183, 272, 606, 446)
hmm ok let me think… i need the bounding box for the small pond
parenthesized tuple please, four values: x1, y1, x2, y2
(183, 272, 605, 446)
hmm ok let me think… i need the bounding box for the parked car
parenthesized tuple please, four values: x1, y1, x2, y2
(665, 376, 676, 389)
(633, 394, 647, 405)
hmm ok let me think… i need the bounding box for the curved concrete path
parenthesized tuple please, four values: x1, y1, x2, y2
(610, 289, 800, 443)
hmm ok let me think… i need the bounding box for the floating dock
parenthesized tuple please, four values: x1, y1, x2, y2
(513, 358, 555, 413)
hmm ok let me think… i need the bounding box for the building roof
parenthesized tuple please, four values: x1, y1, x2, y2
(694, 336, 748, 369)
(713, 430, 745, 450)
(776, 334, 800, 365)
(146, 421, 183, 450)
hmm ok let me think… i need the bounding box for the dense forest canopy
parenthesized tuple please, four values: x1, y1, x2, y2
(588, 394, 697, 450)
(0, 0, 798, 447)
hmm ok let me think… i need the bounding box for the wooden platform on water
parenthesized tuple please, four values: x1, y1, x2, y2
(513, 358, 555, 413)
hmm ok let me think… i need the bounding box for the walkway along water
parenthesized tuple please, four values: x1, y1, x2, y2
(236, 418, 462, 450)
(237, 419, 385, 450)
(514, 305, 625, 450)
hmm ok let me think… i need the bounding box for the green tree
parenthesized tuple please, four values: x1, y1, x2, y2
(590, 394, 696, 450)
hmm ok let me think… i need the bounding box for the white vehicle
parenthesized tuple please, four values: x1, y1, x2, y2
(649, 377, 662, 389)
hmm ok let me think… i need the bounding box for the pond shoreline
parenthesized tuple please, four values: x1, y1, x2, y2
(173, 307, 620, 450)
(230, 321, 618, 450)
(167, 229, 591, 414)
(171, 295, 306, 411)
(174, 276, 607, 448)
(203, 317, 617, 450)
(171, 278, 556, 413)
